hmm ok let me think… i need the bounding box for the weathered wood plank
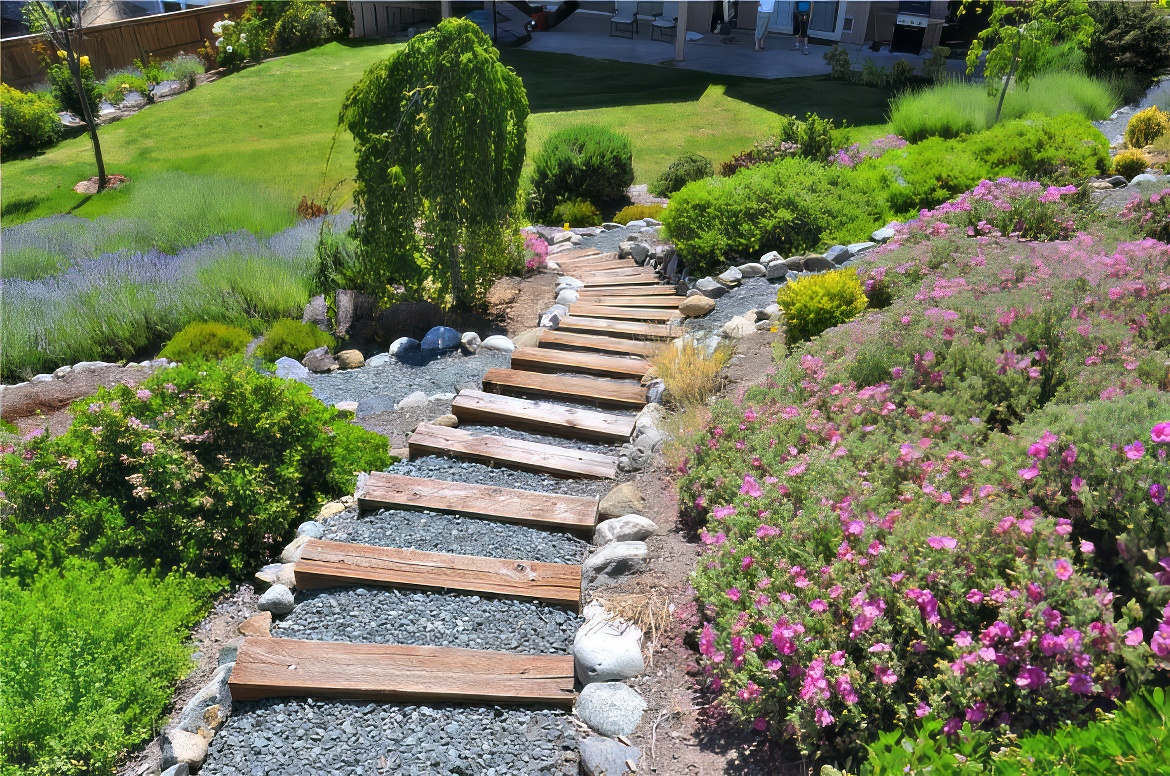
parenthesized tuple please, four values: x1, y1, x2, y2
(481, 368, 646, 410)
(538, 330, 662, 358)
(579, 275, 662, 288)
(408, 423, 617, 479)
(576, 285, 680, 297)
(294, 539, 582, 609)
(549, 247, 601, 263)
(571, 295, 682, 309)
(452, 390, 635, 442)
(228, 638, 577, 706)
(358, 472, 598, 533)
(579, 266, 656, 278)
(510, 346, 651, 380)
(568, 304, 679, 323)
(556, 316, 680, 341)
(559, 260, 636, 273)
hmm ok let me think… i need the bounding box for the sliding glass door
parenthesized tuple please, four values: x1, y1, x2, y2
(768, 0, 846, 40)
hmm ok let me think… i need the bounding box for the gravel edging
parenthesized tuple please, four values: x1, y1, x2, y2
(304, 350, 511, 407)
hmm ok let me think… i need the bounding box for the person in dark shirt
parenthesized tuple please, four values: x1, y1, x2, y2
(792, 0, 811, 54)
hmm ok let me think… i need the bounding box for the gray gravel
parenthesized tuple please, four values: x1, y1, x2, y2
(684, 277, 779, 334)
(387, 456, 615, 499)
(457, 423, 619, 456)
(324, 508, 589, 564)
(201, 699, 579, 776)
(273, 587, 581, 654)
(304, 350, 511, 407)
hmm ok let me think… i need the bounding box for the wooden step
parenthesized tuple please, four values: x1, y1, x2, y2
(580, 266, 655, 278)
(576, 285, 680, 297)
(294, 539, 582, 609)
(359, 472, 598, 534)
(549, 247, 601, 263)
(560, 260, 635, 273)
(571, 295, 681, 309)
(557, 316, 680, 341)
(539, 330, 662, 358)
(580, 275, 661, 288)
(409, 423, 617, 479)
(229, 638, 576, 706)
(556, 252, 623, 268)
(453, 390, 635, 443)
(511, 346, 650, 380)
(481, 368, 646, 410)
(569, 304, 679, 324)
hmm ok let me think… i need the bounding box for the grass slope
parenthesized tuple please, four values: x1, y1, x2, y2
(2, 43, 889, 226)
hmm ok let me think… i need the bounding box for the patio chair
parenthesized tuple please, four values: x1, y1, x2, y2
(650, 1, 678, 41)
(610, 1, 639, 38)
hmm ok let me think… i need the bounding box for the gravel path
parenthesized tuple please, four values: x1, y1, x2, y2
(457, 423, 620, 456)
(202, 699, 578, 776)
(272, 587, 580, 653)
(305, 350, 511, 407)
(1092, 79, 1170, 147)
(387, 456, 616, 498)
(684, 277, 778, 335)
(323, 508, 589, 564)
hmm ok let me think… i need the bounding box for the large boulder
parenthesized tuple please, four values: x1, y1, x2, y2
(274, 357, 311, 382)
(420, 326, 460, 352)
(678, 295, 716, 318)
(302, 346, 338, 373)
(694, 277, 728, 299)
(574, 682, 647, 737)
(595, 514, 658, 545)
(599, 483, 645, 519)
(336, 349, 365, 370)
(766, 261, 789, 281)
(573, 610, 644, 684)
(480, 335, 516, 353)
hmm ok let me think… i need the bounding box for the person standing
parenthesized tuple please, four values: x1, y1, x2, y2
(754, 0, 776, 51)
(792, 0, 811, 54)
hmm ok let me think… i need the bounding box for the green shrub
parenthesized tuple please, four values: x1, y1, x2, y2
(0, 560, 219, 776)
(1118, 186, 1170, 243)
(1113, 149, 1151, 180)
(649, 153, 713, 197)
(0, 84, 62, 156)
(612, 203, 664, 224)
(158, 321, 253, 362)
(273, 1, 341, 51)
(1086, 1, 1170, 84)
(1126, 106, 1170, 149)
(529, 124, 634, 222)
(963, 113, 1109, 183)
(856, 136, 990, 215)
(255, 318, 334, 362)
(775, 269, 868, 344)
(0, 357, 389, 578)
(999, 72, 1120, 124)
(549, 198, 601, 227)
(162, 54, 206, 82)
(45, 56, 101, 118)
(662, 157, 887, 276)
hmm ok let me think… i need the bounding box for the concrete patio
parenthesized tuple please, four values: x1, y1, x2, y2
(519, 9, 969, 80)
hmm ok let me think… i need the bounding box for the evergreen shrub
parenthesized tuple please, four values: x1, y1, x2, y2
(529, 124, 634, 222)
(158, 321, 252, 362)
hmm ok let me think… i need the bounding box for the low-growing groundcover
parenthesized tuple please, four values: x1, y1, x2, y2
(678, 183, 1170, 765)
(0, 359, 389, 775)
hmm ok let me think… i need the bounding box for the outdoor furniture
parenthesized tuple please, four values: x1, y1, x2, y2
(651, 1, 678, 41)
(610, 1, 639, 38)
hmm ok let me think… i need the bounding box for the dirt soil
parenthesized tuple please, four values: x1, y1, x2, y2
(596, 327, 818, 776)
(1, 364, 156, 438)
(487, 268, 558, 337)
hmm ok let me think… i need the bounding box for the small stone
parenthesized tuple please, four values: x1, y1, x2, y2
(238, 611, 272, 637)
(825, 245, 851, 264)
(512, 328, 544, 348)
(871, 226, 897, 243)
(432, 414, 459, 428)
(31, 373, 53, 382)
(599, 482, 645, 519)
(540, 311, 562, 328)
(759, 250, 782, 264)
(573, 614, 644, 684)
(318, 501, 345, 520)
(297, 520, 325, 539)
(177, 662, 233, 734)
(460, 332, 481, 354)
(803, 255, 836, 272)
(555, 288, 580, 307)
(280, 536, 310, 563)
(784, 256, 806, 271)
(396, 391, 431, 410)
(275, 356, 311, 382)
(364, 352, 390, 367)
(737, 262, 766, 278)
(302, 346, 338, 373)
(595, 514, 658, 545)
(583, 541, 648, 586)
(575, 682, 647, 737)
(479, 335, 516, 352)
(257, 584, 295, 616)
(53, 365, 72, 378)
(551, 231, 574, 244)
(694, 277, 728, 298)
(160, 764, 190, 776)
(1104, 174, 1128, 187)
(602, 222, 623, 230)
(678, 295, 716, 318)
(721, 316, 756, 340)
(847, 241, 877, 255)
(302, 294, 330, 331)
(624, 219, 647, 229)
(643, 217, 662, 226)
(766, 261, 788, 280)
(1130, 173, 1161, 185)
(557, 276, 585, 290)
(334, 400, 359, 416)
(388, 337, 421, 357)
(421, 326, 461, 351)
(580, 736, 641, 776)
(254, 562, 296, 590)
(764, 303, 782, 318)
(618, 241, 650, 265)
(160, 729, 209, 771)
(336, 349, 365, 370)
(716, 266, 742, 285)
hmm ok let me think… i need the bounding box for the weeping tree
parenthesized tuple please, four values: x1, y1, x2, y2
(962, 0, 1095, 125)
(28, 1, 106, 190)
(337, 18, 529, 308)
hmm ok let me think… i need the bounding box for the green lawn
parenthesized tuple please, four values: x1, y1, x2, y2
(1, 42, 891, 227)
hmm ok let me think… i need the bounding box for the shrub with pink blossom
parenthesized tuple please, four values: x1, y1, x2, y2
(1117, 188, 1170, 243)
(833, 134, 909, 168)
(523, 232, 548, 272)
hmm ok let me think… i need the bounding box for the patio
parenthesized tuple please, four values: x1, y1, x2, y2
(518, 8, 968, 80)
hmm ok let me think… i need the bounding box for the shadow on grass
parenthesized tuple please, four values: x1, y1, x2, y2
(498, 49, 892, 124)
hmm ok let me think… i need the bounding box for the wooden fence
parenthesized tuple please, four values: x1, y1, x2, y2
(350, 1, 439, 38)
(1, 1, 251, 89)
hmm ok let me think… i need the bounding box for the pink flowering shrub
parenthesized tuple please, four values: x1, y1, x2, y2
(680, 204, 1170, 757)
(523, 232, 548, 272)
(833, 134, 909, 168)
(1117, 188, 1170, 243)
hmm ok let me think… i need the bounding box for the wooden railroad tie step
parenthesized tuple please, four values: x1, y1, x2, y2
(579, 275, 661, 288)
(549, 247, 601, 263)
(571, 294, 682, 309)
(561, 260, 636, 273)
(408, 423, 617, 479)
(510, 346, 651, 381)
(556, 316, 680, 341)
(358, 472, 598, 533)
(228, 638, 576, 706)
(576, 285, 680, 297)
(453, 390, 635, 443)
(568, 304, 679, 324)
(294, 539, 582, 609)
(538, 329, 662, 358)
(481, 368, 646, 410)
(579, 266, 655, 278)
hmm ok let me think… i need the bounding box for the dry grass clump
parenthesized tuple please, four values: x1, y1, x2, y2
(650, 338, 731, 407)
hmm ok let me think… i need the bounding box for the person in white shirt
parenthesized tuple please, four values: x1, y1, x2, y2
(755, 0, 776, 51)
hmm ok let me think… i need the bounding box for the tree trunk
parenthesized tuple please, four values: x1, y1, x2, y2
(70, 57, 106, 191)
(993, 33, 1021, 125)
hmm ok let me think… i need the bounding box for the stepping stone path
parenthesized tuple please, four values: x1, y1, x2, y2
(199, 235, 692, 775)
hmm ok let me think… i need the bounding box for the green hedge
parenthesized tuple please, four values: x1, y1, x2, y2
(0, 84, 63, 156)
(255, 318, 335, 362)
(159, 321, 253, 362)
(528, 124, 634, 222)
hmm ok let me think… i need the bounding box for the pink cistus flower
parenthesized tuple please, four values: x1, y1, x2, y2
(927, 536, 958, 551)
(1151, 484, 1167, 506)
(1152, 422, 1170, 444)
(1015, 665, 1049, 690)
(1067, 673, 1094, 694)
(815, 708, 834, 727)
(875, 665, 898, 684)
(1053, 558, 1074, 581)
(1125, 441, 1146, 460)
